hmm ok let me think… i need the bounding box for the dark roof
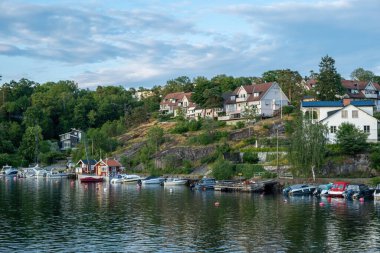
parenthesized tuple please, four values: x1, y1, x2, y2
(302, 100, 375, 108)
(77, 159, 97, 165)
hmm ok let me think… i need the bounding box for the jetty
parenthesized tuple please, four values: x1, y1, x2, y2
(214, 179, 278, 193)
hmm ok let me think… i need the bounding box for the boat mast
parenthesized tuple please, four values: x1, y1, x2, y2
(83, 133, 90, 174)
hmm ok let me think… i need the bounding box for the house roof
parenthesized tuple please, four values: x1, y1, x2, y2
(160, 92, 193, 106)
(301, 100, 375, 108)
(76, 159, 97, 165)
(341, 80, 380, 90)
(96, 158, 122, 167)
(233, 82, 274, 103)
(320, 104, 379, 123)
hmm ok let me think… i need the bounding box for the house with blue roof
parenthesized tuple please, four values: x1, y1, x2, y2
(301, 99, 379, 143)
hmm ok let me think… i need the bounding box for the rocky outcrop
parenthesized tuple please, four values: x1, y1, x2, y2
(321, 154, 372, 176)
(154, 146, 215, 168)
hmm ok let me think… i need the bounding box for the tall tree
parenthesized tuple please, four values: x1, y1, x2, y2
(350, 68, 375, 81)
(19, 125, 43, 164)
(288, 114, 328, 180)
(192, 76, 223, 118)
(315, 55, 344, 101)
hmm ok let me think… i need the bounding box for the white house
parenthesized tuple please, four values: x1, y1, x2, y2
(301, 99, 378, 143)
(219, 82, 289, 121)
(159, 92, 194, 117)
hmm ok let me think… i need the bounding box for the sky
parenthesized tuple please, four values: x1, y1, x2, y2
(0, 0, 379, 89)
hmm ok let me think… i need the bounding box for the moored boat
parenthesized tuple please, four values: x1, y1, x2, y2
(328, 181, 350, 198)
(2, 165, 18, 176)
(314, 183, 333, 196)
(373, 184, 380, 201)
(46, 169, 68, 178)
(193, 178, 216, 190)
(283, 184, 316, 196)
(80, 176, 103, 183)
(142, 176, 165, 185)
(342, 184, 373, 200)
(163, 178, 188, 186)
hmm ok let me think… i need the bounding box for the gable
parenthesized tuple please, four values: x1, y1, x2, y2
(320, 104, 378, 123)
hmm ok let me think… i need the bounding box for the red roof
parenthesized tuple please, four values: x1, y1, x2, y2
(341, 80, 380, 90)
(233, 82, 273, 102)
(160, 92, 193, 106)
(97, 159, 122, 167)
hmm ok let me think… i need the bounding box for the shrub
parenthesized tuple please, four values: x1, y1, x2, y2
(236, 164, 265, 178)
(188, 120, 202, 131)
(243, 152, 259, 163)
(370, 177, 380, 186)
(282, 105, 295, 115)
(234, 121, 245, 129)
(212, 157, 235, 180)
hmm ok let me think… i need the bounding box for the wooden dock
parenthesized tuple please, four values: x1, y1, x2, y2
(214, 180, 278, 193)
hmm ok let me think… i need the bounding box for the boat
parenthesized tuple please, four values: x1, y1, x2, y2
(373, 184, 380, 201)
(142, 176, 165, 185)
(123, 174, 142, 183)
(193, 178, 216, 190)
(110, 174, 125, 184)
(313, 183, 333, 196)
(80, 177, 103, 183)
(342, 184, 374, 200)
(163, 178, 188, 186)
(2, 165, 18, 176)
(46, 168, 68, 178)
(282, 184, 317, 196)
(328, 181, 350, 198)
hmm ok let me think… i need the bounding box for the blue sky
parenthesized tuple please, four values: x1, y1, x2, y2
(0, 0, 379, 89)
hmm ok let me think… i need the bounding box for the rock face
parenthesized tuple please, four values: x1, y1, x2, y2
(321, 154, 371, 176)
(154, 146, 215, 168)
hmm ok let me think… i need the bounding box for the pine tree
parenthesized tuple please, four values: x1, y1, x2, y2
(316, 55, 344, 101)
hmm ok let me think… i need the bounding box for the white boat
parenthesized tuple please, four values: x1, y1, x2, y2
(2, 165, 18, 176)
(46, 169, 68, 178)
(374, 184, 380, 201)
(24, 165, 47, 178)
(142, 176, 165, 185)
(110, 174, 125, 184)
(163, 178, 188, 186)
(123, 174, 142, 183)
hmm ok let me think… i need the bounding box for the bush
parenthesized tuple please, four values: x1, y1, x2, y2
(370, 177, 380, 186)
(171, 122, 189, 134)
(236, 164, 265, 178)
(282, 105, 295, 115)
(212, 157, 235, 180)
(234, 121, 245, 129)
(242, 152, 259, 163)
(188, 120, 202, 131)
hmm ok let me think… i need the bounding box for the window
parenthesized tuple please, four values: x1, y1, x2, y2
(341, 110, 348, 118)
(330, 126, 337, 133)
(352, 110, 358, 118)
(364, 125, 370, 133)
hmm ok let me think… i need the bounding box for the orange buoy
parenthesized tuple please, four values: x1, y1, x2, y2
(214, 201, 220, 207)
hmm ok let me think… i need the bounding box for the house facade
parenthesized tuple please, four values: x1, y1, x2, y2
(76, 159, 97, 174)
(59, 128, 83, 151)
(301, 99, 378, 143)
(219, 82, 289, 120)
(341, 80, 380, 110)
(94, 158, 122, 177)
(159, 92, 194, 117)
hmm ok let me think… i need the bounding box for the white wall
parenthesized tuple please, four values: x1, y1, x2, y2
(322, 105, 378, 143)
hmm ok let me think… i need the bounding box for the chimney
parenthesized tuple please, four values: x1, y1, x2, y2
(343, 98, 351, 106)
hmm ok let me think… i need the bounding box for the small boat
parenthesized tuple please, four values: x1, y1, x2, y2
(123, 174, 142, 183)
(373, 184, 380, 201)
(343, 184, 374, 200)
(80, 177, 103, 183)
(142, 176, 165, 185)
(110, 174, 124, 184)
(193, 178, 216, 190)
(2, 165, 18, 176)
(328, 181, 350, 198)
(46, 169, 68, 178)
(314, 183, 333, 196)
(283, 184, 317, 196)
(163, 178, 188, 186)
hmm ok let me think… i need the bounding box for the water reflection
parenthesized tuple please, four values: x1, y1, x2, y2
(0, 178, 379, 252)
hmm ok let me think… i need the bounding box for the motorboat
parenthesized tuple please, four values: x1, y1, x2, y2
(2, 165, 18, 176)
(123, 174, 143, 183)
(142, 176, 165, 185)
(110, 174, 125, 184)
(328, 181, 350, 198)
(163, 178, 188, 186)
(342, 184, 374, 200)
(282, 184, 317, 196)
(313, 183, 333, 196)
(373, 184, 380, 201)
(23, 165, 47, 178)
(80, 177, 103, 183)
(193, 178, 216, 190)
(46, 169, 68, 178)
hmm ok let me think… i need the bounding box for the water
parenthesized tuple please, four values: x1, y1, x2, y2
(1, 177, 379, 252)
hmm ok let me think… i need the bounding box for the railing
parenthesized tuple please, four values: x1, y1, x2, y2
(279, 173, 294, 179)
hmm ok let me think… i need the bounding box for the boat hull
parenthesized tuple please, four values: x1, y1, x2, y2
(80, 177, 103, 183)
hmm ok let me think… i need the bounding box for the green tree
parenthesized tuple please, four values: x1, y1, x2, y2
(192, 76, 223, 117)
(288, 114, 328, 180)
(19, 125, 43, 164)
(147, 126, 164, 152)
(350, 68, 375, 81)
(315, 55, 344, 101)
(369, 147, 380, 174)
(212, 157, 235, 180)
(335, 122, 368, 155)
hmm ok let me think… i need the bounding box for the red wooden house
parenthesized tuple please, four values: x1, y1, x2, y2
(94, 158, 122, 176)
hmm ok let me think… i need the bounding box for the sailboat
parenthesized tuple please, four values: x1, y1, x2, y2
(78, 133, 103, 183)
